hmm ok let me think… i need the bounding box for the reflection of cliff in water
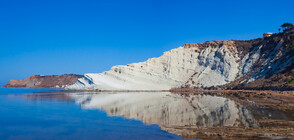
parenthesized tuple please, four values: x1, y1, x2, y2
(70, 92, 257, 129)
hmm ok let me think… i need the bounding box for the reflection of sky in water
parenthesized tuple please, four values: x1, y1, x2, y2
(0, 89, 185, 140)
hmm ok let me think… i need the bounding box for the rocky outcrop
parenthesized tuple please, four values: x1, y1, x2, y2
(3, 74, 82, 88)
(66, 32, 294, 90)
(221, 32, 294, 90)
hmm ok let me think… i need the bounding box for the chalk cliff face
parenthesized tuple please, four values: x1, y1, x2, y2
(3, 74, 82, 88)
(66, 41, 243, 90)
(66, 33, 294, 90)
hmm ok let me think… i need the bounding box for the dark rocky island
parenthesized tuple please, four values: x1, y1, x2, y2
(3, 74, 82, 88)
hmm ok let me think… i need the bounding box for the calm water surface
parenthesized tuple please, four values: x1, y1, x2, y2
(0, 88, 293, 139)
(0, 88, 185, 140)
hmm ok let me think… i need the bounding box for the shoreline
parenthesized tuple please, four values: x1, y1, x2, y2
(63, 89, 294, 93)
(2, 87, 294, 92)
(63, 89, 170, 92)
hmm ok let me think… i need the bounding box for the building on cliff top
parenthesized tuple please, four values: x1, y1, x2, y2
(263, 33, 274, 38)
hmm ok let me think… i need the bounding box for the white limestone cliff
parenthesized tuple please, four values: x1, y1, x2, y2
(66, 37, 291, 90)
(66, 41, 243, 90)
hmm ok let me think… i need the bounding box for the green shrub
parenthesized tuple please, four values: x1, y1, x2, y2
(288, 77, 294, 84)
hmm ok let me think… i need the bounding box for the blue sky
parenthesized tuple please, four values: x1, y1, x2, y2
(0, 0, 293, 85)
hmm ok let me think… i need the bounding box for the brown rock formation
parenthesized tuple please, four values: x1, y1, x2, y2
(181, 32, 294, 91)
(3, 74, 82, 88)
